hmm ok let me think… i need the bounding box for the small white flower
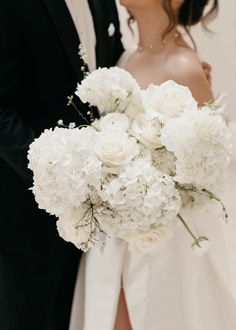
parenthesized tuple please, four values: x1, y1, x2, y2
(78, 43, 88, 66)
(69, 122, 76, 129)
(57, 119, 64, 126)
(108, 23, 115, 37)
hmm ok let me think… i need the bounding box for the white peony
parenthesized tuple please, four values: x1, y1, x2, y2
(94, 131, 139, 173)
(131, 113, 163, 149)
(143, 80, 197, 118)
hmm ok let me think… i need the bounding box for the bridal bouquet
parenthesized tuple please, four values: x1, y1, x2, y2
(28, 67, 231, 253)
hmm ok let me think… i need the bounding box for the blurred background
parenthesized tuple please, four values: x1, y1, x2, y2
(116, 0, 236, 119)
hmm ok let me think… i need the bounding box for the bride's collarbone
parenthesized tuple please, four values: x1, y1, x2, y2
(123, 59, 171, 87)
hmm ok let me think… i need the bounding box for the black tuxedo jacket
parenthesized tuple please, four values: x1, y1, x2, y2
(0, 0, 124, 257)
(0, 2, 123, 328)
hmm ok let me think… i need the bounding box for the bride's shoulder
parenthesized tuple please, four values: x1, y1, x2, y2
(166, 46, 213, 104)
(167, 46, 205, 82)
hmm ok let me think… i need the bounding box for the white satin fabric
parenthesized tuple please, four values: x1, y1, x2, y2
(69, 53, 236, 330)
(70, 210, 236, 330)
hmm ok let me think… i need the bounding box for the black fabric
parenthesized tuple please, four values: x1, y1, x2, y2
(0, 0, 124, 329)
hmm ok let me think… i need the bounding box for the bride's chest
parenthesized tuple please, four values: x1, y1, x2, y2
(119, 52, 170, 88)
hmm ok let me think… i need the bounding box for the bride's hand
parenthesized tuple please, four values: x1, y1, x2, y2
(202, 61, 212, 86)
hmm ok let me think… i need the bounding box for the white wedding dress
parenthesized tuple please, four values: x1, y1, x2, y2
(69, 52, 236, 330)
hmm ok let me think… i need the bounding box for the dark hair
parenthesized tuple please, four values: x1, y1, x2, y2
(128, 0, 219, 48)
(163, 0, 219, 48)
(178, 0, 219, 27)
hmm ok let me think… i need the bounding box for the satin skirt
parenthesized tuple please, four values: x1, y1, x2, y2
(69, 124, 236, 330)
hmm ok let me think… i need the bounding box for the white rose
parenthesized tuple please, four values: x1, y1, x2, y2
(117, 224, 173, 253)
(56, 208, 92, 248)
(125, 87, 145, 119)
(132, 113, 163, 149)
(94, 131, 139, 173)
(143, 80, 197, 118)
(100, 113, 129, 132)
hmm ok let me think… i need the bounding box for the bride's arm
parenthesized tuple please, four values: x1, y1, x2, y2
(168, 50, 214, 105)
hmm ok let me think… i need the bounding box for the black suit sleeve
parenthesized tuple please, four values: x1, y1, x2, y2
(0, 0, 35, 185)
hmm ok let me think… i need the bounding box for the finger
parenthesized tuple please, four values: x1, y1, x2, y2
(202, 61, 212, 72)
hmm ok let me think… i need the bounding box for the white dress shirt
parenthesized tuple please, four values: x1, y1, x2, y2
(64, 0, 96, 72)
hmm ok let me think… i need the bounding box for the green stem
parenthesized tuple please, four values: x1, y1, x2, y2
(67, 95, 91, 125)
(202, 188, 228, 221)
(177, 214, 200, 246)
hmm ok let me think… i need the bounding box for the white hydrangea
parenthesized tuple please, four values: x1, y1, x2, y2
(28, 126, 102, 216)
(75, 67, 141, 114)
(161, 109, 232, 189)
(151, 148, 176, 176)
(99, 158, 182, 230)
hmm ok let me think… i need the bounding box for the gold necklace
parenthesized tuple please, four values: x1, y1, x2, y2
(137, 32, 180, 52)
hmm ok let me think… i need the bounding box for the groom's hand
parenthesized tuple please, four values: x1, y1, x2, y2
(202, 61, 212, 86)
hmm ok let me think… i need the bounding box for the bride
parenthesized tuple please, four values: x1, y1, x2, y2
(70, 1, 236, 329)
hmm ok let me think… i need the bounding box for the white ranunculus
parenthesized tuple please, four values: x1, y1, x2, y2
(143, 80, 197, 118)
(132, 113, 163, 149)
(94, 131, 139, 173)
(100, 113, 129, 132)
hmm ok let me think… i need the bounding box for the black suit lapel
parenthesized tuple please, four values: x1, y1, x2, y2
(42, 0, 85, 79)
(88, 0, 109, 68)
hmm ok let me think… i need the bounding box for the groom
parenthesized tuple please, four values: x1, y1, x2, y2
(0, 0, 123, 329)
